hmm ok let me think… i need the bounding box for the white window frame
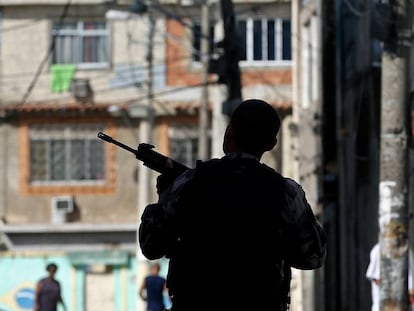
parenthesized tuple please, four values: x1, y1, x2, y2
(191, 19, 215, 66)
(238, 17, 292, 67)
(52, 21, 110, 70)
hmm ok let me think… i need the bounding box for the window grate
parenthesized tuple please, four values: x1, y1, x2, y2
(169, 126, 211, 168)
(237, 18, 292, 64)
(29, 124, 105, 183)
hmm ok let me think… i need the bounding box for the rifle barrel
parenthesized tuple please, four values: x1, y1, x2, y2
(97, 131, 138, 156)
(98, 131, 190, 176)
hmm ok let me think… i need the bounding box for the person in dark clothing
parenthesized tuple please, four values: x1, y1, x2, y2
(139, 262, 167, 311)
(34, 263, 66, 311)
(139, 99, 327, 311)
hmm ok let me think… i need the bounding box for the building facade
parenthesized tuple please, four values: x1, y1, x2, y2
(293, 0, 414, 310)
(0, 0, 294, 310)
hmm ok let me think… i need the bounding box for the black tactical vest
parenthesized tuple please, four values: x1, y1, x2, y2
(166, 155, 287, 311)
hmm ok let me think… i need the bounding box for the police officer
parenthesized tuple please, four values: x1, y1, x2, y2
(139, 99, 327, 311)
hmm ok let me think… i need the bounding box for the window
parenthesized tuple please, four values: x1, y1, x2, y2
(169, 126, 211, 167)
(52, 21, 110, 69)
(237, 18, 291, 64)
(29, 124, 105, 183)
(192, 22, 215, 62)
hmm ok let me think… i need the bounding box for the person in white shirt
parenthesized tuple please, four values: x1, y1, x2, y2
(366, 243, 414, 311)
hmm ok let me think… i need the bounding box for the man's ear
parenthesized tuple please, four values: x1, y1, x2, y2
(223, 124, 235, 154)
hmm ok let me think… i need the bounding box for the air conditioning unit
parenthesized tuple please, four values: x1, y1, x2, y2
(71, 78, 93, 103)
(51, 196, 74, 224)
(179, 0, 194, 5)
(115, 0, 134, 5)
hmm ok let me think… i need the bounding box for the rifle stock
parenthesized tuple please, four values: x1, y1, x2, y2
(97, 132, 189, 178)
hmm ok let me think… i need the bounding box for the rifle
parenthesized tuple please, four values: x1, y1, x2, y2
(97, 132, 190, 179)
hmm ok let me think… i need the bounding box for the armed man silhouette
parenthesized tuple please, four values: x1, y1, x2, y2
(139, 98, 327, 311)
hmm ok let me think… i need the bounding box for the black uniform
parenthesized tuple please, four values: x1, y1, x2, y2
(139, 153, 326, 311)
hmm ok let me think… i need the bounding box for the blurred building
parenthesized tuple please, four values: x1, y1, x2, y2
(292, 0, 381, 309)
(0, 0, 295, 310)
(293, 0, 413, 310)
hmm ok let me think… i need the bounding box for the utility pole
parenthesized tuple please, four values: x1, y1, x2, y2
(137, 7, 155, 311)
(379, 0, 412, 309)
(198, 0, 210, 160)
(138, 6, 155, 232)
(219, 0, 242, 116)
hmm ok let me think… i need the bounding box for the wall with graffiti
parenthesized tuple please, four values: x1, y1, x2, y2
(0, 254, 71, 311)
(0, 252, 137, 311)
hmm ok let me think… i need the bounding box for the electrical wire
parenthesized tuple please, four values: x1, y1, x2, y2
(19, 0, 72, 105)
(4, 80, 218, 107)
(148, 2, 210, 40)
(10, 2, 299, 108)
(126, 18, 144, 90)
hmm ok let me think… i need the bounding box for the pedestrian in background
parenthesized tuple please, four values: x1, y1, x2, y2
(139, 99, 327, 311)
(366, 242, 414, 311)
(34, 263, 66, 311)
(139, 262, 168, 311)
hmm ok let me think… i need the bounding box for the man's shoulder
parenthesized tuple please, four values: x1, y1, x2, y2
(196, 158, 223, 170)
(277, 177, 310, 202)
(146, 275, 166, 285)
(260, 163, 284, 179)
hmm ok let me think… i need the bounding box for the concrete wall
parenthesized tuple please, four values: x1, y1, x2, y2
(0, 1, 293, 225)
(1, 120, 145, 224)
(0, 3, 168, 224)
(0, 4, 166, 104)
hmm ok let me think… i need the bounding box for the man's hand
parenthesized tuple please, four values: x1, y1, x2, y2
(156, 173, 176, 194)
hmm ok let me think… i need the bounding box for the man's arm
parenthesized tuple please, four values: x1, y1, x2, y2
(139, 278, 147, 301)
(139, 203, 170, 260)
(366, 243, 379, 283)
(282, 179, 327, 270)
(138, 170, 195, 260)
(58, 283, 66, 311)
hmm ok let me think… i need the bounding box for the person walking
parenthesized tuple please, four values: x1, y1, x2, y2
(34, 263, 66, 311)
(139, 262, 168, 311)
(139, 99, 327, 311)
(366, 242, 414, 311)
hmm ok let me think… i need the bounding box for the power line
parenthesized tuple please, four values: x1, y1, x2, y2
(5, 80, 218, 107)
(19, 0, 72, 105)
(0, 54, 196, 83)
(116, 80, 219, 106)
(11, 2, 297, 106)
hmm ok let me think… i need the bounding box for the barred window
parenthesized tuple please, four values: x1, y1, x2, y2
(237, 18, 291, 64)
(52, 21, 110, 69)
(29, 124, 105, 183)
(169, 126, 211, 168)
(191, 22, 215, 62)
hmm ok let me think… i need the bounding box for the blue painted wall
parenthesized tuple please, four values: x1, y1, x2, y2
(0, 253, 137, 311)
(0, 255, 71, 311)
